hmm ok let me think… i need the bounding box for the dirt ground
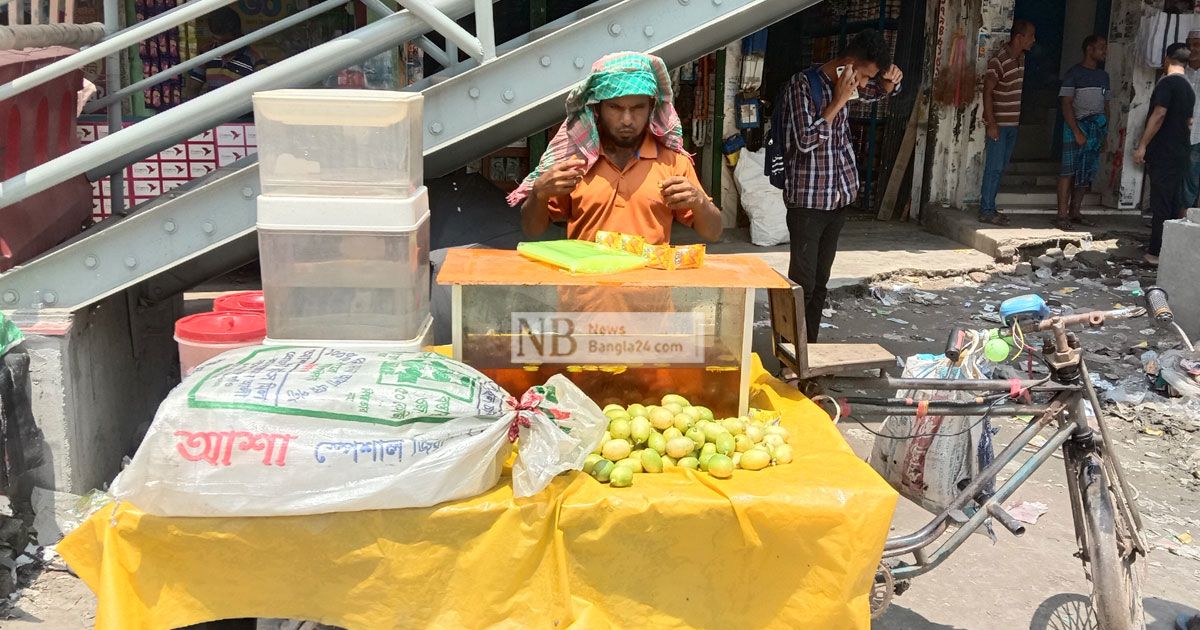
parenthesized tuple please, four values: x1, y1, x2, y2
(1, 230, 1198, 629)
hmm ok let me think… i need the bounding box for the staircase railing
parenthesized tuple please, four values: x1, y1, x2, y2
(0, 0, 495, 210)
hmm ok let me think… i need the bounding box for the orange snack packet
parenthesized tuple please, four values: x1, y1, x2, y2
(642, 243, 674, 270)
(673, 244, 706, 269)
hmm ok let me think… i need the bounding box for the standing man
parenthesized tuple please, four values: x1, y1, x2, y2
(1055, 35, 1111, 230)
(779, 29, 902, 341)
(1180, 30, 1200, 210)
(1134, 42, 1195, 266)
(980, 20, 1037, 226)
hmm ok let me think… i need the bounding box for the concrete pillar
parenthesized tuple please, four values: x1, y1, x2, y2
(926, 0, 1014, 209)
(1102, 0, 1157, 209)
(10, 289, 181, 494)
(1158, 208, 1200, 342)
(720, 40, 743, 228)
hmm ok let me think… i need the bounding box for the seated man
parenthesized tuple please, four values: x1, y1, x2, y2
(512, 51, 723, 245)
(186, 7, 267, 98)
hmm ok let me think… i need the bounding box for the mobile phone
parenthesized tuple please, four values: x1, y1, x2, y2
(835, 65, 860, 101)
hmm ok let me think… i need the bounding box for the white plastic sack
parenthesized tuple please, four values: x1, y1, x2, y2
(869, 353, 995, 523)
(733, 148, 789, 247)
(110, 347, 607, 517)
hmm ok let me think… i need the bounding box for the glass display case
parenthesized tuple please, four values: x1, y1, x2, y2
(439, 249, 789, 417)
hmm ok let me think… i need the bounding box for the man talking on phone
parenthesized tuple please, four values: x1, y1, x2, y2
(778, 30, 902, 341)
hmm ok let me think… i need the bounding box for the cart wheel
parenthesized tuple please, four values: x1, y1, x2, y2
(870, 563, 895, 619)
(1078, 455, 1145, 629)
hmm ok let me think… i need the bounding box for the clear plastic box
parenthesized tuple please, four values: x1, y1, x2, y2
(253, 89, 423, 198)
(259, 214, 430, 342)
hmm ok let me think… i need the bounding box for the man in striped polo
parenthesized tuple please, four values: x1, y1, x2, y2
(979, 19, 1036, 225)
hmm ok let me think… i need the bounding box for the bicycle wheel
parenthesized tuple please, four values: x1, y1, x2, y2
(1078, 455, 1145, 629)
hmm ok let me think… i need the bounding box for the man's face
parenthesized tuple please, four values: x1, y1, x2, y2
(598, 95, 653, 148)
(1016, 27, 1036, 53)
(1188, 37, 1200, 63)
(848, 62, 879, 88)
(1089, 40, 1108, 63)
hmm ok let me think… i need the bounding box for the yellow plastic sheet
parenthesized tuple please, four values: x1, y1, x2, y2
(58, 356, 898, 629)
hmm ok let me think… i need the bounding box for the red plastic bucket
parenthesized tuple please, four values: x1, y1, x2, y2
(174, 311, 267, 376)
(212, 290, 266, 314)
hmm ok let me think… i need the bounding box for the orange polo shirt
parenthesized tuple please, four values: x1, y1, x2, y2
(546, 134, 703, 245)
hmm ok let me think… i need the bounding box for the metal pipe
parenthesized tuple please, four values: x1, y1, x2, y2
(1078, 361, 1147, 548)
(474, 0, 494, 61)
(843, 395, 999, 407)
(820, 376, 1073, 392)
(884, 404, 1060, 555)
(0, 0, 482, 207)
(986, 504, 1026, 536)
(416, 35, 452, 67)
(103, 0, 124, 215)
(86, 0, 349, 113)
(396, 0, 481, 60)
(891, 423, 1076, 580)
(0, 22, 106, 49)
(0, 0, 240, 103)
(847, 404, 1051, 418)
(360, 0, 392, 17)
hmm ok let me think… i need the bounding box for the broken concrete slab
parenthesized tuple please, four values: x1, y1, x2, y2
(1033, 255, 1058, 269)
(922, 205, 1144, 259)
(1074, 249, 1111, 269)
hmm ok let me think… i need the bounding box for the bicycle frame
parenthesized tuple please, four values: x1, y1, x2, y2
(834, 311, 1150, 584)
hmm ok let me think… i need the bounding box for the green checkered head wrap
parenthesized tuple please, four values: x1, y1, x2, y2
(508, 52, 687, 206)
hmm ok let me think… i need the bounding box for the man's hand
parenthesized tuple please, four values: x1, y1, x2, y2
(833, 65, 859, 106)
(986, 122, 1000, 141)
(1134, 146, 1147, 165)
(532, 157, 586, 201)
(880, 64, 903, 91)
(660, 176, 706, 210)
(1073, 129, 1086, 147)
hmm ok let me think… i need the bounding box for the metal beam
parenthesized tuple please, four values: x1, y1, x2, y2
(86, 0, 351, 113)
(0, 159, 259, 310)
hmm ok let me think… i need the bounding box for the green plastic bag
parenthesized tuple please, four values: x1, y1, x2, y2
(517, 240, 646, 274)
(0, 312, 23, 356)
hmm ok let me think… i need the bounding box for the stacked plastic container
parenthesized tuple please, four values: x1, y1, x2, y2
(252, 90, 431, 349)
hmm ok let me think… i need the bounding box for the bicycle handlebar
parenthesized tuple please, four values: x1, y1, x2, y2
(1016, 306, 1146, 335)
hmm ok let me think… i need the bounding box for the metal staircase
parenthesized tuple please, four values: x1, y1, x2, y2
(0, 0, 816, 312)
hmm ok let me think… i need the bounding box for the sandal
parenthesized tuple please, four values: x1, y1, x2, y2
(1052, 217, 1075, 231)
(1069, 214, 1098, 227)
(978, 212, 1011, 226)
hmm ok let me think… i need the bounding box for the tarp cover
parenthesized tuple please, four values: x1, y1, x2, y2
(58, 355, 897, 629)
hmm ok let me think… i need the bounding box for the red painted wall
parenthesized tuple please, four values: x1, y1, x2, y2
(0, 47, 93, 272)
